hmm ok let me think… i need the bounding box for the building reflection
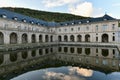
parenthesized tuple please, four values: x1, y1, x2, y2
(0, 46, 120, 79)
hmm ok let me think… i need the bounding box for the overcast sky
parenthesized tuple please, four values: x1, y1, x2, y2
(0, 0, 120, 18)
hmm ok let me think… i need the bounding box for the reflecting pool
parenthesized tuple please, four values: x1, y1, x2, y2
(0, 46, 120, 80)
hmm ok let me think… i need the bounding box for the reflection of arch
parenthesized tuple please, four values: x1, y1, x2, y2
(102, 34, 109, 42)
(0, 54, 3, 65)
(0, 32, 4, 44)
(58, 35, 62, 42)
(50, 35, 53, 42)
(64, 47, 68, 53)
(39, 49, 43, 55)
(10, 53, 17, 62)
(22, 33, 28, 43)
(50, 48, 53, 53)
(45, 48, 49, 54)
(39, 35, 42, 42)
(70, 47, 74, 53)
(21, 51, 28, 59)
(77, 35, 82, 42)
(102, 49, 109, 57)
(85, 34, 90, 42)
(58, 47, 62, 52)
(10, 32, 17, 44)
(31, 34, 36, 43)
(85, 48, 90, 55)
(70, 35, 74, 42)
(64, 35, 68, 42)
(77, 48, 82, 54)
(31, 50, 36, 57)
(45, 35, 49, 42)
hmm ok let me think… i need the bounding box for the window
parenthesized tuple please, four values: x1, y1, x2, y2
(96, 49, 98, 53)
(112, 24, 115, 30)
(96, 25, 98, 31)
(78, 27, 80, 31)
(64, 29, 67, 31)
(71, 28, 74, 31)
(96, 37, 98, 42)
(113, 36, 115, 41)
(59, 29, 61, 32)
(102, 24, 107, 31)
(86, 26, 89, 30)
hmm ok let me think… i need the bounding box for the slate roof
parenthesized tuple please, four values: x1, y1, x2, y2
(0, 8, 117, 27)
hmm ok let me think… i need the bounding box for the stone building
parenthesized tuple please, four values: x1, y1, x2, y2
(0, 8, 120, 45)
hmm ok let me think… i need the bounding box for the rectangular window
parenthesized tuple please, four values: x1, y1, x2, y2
(78, 27, 80, 31)
(96, 48, 98, 53)
(96, 25, 98, 31)
(96, 37, 98, 42)
(113, 36, 115, 41)
(102, 24, 107, 31)
(71, 28, 74, 31)
(119, 22, 120, 27)
(112, 24, 115, 30)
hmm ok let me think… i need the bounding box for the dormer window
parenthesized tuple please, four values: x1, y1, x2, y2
(30, 21, 34, 24)
(37, 23, 40, 25)
(104, 18, 107, 21)
(87, 21, 89, 23)
(72, 23, 74, 25)
(2, 14, 7, 18)
(65, 24, 68, 26)
(13, 17, 17, 20)
(79, 22, 81, 24)
(22, 19, 26, 22)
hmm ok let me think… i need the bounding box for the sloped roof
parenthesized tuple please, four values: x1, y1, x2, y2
(0, 8, 117, 27)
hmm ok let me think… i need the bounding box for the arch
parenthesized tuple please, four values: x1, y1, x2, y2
(0, 54, 3, 65)
(58, 35, 62, 42)
(50, 35, 53, 42)
(10, 32, 17, 44)
(39, 49, 43, 55)
(102, 34, 109, 42)
(22, 33, 28, 43)
(77, 35, 82, 42)
(64, 47, 68, 53)
(21, 51, 28, 59)
(70, 35, 74, 42)
(10, 53, 17, 62)
(85, 48, 91, 55)
(102, 49, 109, 57)
(45, 35, 49, 42)
(31, 50, 36, 57)
(70, 47, 74, 53)
(39, 35, 43, 42)
(85, 34, 90, 42)
(31, 34, 36, 43)
(0, 32, 4, 44)
(64, 35, 68, 42)
(77, 48, 82, 54)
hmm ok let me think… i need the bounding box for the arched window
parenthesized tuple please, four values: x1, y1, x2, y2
(85, 34, 90, 42)
(64, 35, 68, 42)
(22, 33, 28, 43)
(102, 34, 109, 42)
(31, 34, 36, 43)
(0, 32, 4, 44)
(50, 35, 53, 42)
(39, 35, 42, 42)
(10, 32, 17, 44)
(77, 35, 82, 42)
(58, 35, 62, 42)
(45, 35, 49, 42)
(70, 35, 74, 42)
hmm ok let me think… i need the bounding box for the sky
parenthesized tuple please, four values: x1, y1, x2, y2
(0, 0, 120, 18)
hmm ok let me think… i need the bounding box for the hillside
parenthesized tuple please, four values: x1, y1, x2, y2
(2, 7, 89, 22)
